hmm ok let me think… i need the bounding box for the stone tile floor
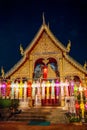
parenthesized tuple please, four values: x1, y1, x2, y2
(0, 121, 87, 130)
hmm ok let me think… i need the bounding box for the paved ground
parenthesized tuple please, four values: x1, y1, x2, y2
(0, 121, 87, 130)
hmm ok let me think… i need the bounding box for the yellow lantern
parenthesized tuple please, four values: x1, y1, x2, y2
(80, 101, 85, 119)
(46, 81, 50, 99)
(19, 81, 23, 99)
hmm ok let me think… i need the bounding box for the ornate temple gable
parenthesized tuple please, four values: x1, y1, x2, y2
(24, 24, 68, 56)
(62, 53, 87, 80)
(30, 31, 62, 56)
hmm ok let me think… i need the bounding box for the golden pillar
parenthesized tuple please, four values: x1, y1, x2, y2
(29, 55, 33, 81)
(59, 57, 64, 107)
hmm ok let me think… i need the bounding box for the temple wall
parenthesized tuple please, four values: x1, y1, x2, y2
(10, 60, 30, 80)
(63, 58, 85, 80)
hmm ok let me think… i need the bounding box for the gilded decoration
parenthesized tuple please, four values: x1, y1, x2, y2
(3, 21, 87, 85)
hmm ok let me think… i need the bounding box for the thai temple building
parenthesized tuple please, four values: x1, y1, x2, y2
(0, 15, 87, 111)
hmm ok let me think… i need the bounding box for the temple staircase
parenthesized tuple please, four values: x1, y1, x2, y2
(8, 107, 69, 124)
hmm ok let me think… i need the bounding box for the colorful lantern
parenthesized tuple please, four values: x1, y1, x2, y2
(43, 66, 48, 79)
(15, 81, 19, 99)
(32, 81, 36, 99)
(84, 87, 87, 99)
(74, 84, 78, 99)
(79, 84, 83, 101)
(27, 81, 32, 97)
(85, 102, 87, 110)
(51, 80, 55, 99)
(36, 80, 40, 95)
(11, 81, 15, 99)
(70, 80, 74, 96)
(55, 80, 60, 98)
(75, 101, 80, 115)
(41, 81, 46, 99)
(0, 82, 2, 97)
(6, 81, 11, 98)
(24, 81, 27, 100)
(19, 81, 23, 99)
(80, 101, 85, 119)
(46, 80, 50, 99)
(1, 81, 6, 98)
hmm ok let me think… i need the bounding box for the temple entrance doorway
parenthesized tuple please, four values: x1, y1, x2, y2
(33, 58, 60, 106)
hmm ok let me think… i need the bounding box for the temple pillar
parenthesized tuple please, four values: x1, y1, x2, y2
(29, 55, 34, 81)
(59, 57, 65, 107)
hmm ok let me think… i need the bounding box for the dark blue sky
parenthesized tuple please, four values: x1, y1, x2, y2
(0, 0, 87, 74)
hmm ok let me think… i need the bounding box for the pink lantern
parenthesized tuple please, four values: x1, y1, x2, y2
(55, 80, 60, 97)
(1, 81, 7, 97)
(70, 80, 74, 96)
(84, 87, 87, 98)
(85, 102, 87, 110)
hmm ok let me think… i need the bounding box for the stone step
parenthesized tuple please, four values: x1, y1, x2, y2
(8, 107, 69, 124)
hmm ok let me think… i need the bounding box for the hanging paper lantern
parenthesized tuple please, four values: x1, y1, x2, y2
(15, 81, 19, 99)
(75, 101, 80, 115)
(1, 81, 7, 97)
(85, 102, 87, 110)
(41, 81, 46, 99)
(80, 102, 85, 119)
(74, 84, 78, 92)
(11, 81, 15, 99)
(32, 81, 36, 99)
(23, 81, 27, 100)
(36, 80, 40, 95)
(6, 81, 11, 98)
(51, 80, 55, 99)
(70, 80, 74, 96)
(27, 81, 32, 97)
(75, 101, 80, 109)
(55, 80, 60, 98)
(19, 81, 23, 99)
(0, 82, 2, 97)
(43, 66, 48, 79)
(46, 80, 50, 99)
(84, 87, 87, 98)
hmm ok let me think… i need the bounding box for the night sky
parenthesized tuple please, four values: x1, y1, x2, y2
(0, 0, 87, 74)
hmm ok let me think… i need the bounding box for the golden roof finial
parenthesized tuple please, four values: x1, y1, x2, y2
(20, 44, 24, 56)
(1, 66, 5, 78)
(42, 12, 45, 25)
(84, 61, 87, 69)
(67, 40, 71, 52)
